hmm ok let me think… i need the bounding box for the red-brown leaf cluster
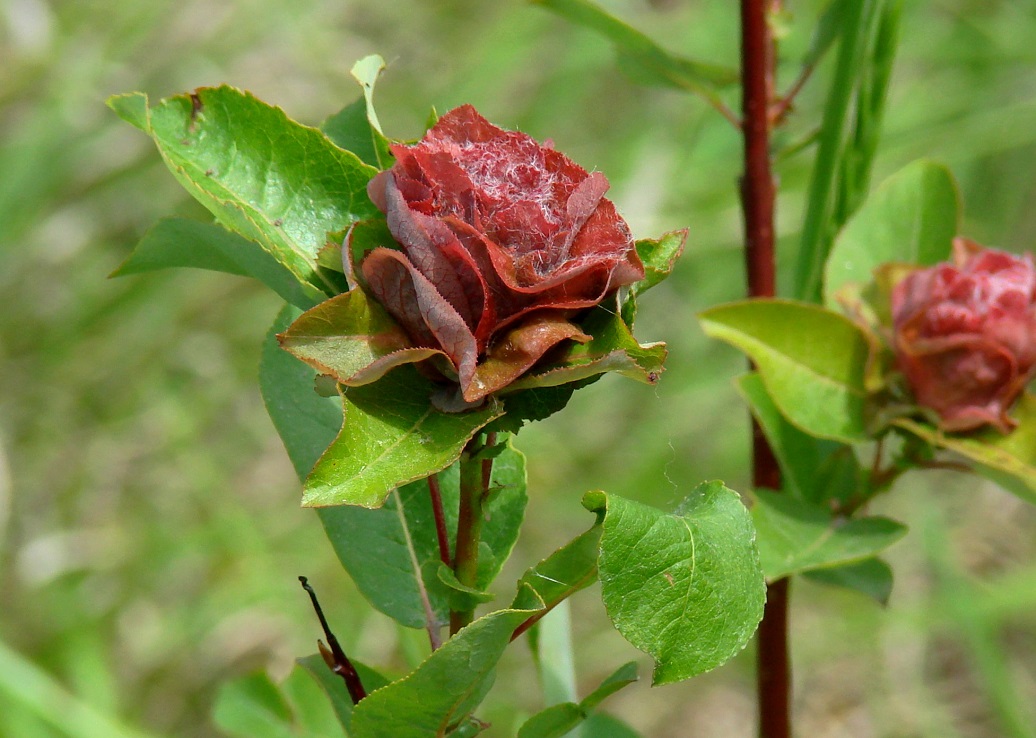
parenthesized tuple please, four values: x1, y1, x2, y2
(892, 238, 1036, 432)
(358, 105, 643, 403)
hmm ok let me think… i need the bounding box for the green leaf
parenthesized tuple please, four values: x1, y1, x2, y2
(319, 442, 527, 628)
(278, 288, 441, 386)
(750, 489, 907, 581)
(213, 673, 293, 738)
(434, 563, 495, 611)
(894, 392, 1036, 505)
(107, 91, 149, 131)
(516, 662, 638, 738)
(737, 372, 864, 506)
(824, 160, 959, 307)
(517, 704, 584, 738)
(489, 382, 588, 435)
(511, 512, 603, 614)
(113, 217, 325, 309)
(349, 608, 534, 738)
(531, 0, 737, 105)
(320, 486, 450, 630)
(320, 100, 383, 169)
(505, 304, 665, 393)
(700, 299, 871, 443)
(580, 661, 639, 710)
(583, 483, 765, 684)
(114, 86, 379, 301)
(296, 655, 391, 733)
(350, 55, 394, 170)
(113, 216, 249, 277)
(260, 306, 343, 479)
(803, 557, 894, 606)
(320, 54, 393, 171)
(213, 667, 347, 738)
(303, 366, 503, 507)
(735, 372, 845, 501)
(631, 230, 687, 295)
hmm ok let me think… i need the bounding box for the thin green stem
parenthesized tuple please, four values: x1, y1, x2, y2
(450, 436, 489, 635)
(794, 0, 877, 302)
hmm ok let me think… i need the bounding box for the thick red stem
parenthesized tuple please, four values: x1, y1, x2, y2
(741, 1, 790, 737)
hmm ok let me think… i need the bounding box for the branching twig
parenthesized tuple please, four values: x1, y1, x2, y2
(770, 62, 816, 126)
(298, 577, 367, 704)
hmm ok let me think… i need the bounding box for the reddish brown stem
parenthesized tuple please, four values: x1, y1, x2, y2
(427, 473, 452, 567)
(757, 577, 791, 738)
(741, 0, 777, 300)
(741, 1, 790, 737)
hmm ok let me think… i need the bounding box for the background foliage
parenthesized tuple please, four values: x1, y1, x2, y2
(2, 0, 1036, 736)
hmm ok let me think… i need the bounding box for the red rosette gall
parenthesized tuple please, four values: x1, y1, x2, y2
(891, 238, 1036, 432)
(357, 105, 644, 405)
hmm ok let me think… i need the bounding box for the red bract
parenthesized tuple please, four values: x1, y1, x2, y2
(358, 105, 644, 404)
(891, 238, 1036, 432)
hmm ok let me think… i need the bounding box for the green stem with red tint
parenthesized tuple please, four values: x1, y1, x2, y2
(449, 434, 492, 635)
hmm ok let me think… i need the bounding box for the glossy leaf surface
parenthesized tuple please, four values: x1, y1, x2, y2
(349, 608, 534, 738)
(303, 366, 502, 508)
(584, 483, 764, 684)
(109, 87, 379, 301)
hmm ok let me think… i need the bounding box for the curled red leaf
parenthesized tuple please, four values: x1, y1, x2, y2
(360, 105, 644, 402)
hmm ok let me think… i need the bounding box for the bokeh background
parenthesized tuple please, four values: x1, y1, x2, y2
(3, 0, 1036, 736)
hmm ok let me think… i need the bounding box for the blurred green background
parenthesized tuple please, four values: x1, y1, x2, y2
(2, 0, 1036, 736)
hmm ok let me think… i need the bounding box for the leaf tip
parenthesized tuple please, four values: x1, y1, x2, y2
(106, 91, 150, 131)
